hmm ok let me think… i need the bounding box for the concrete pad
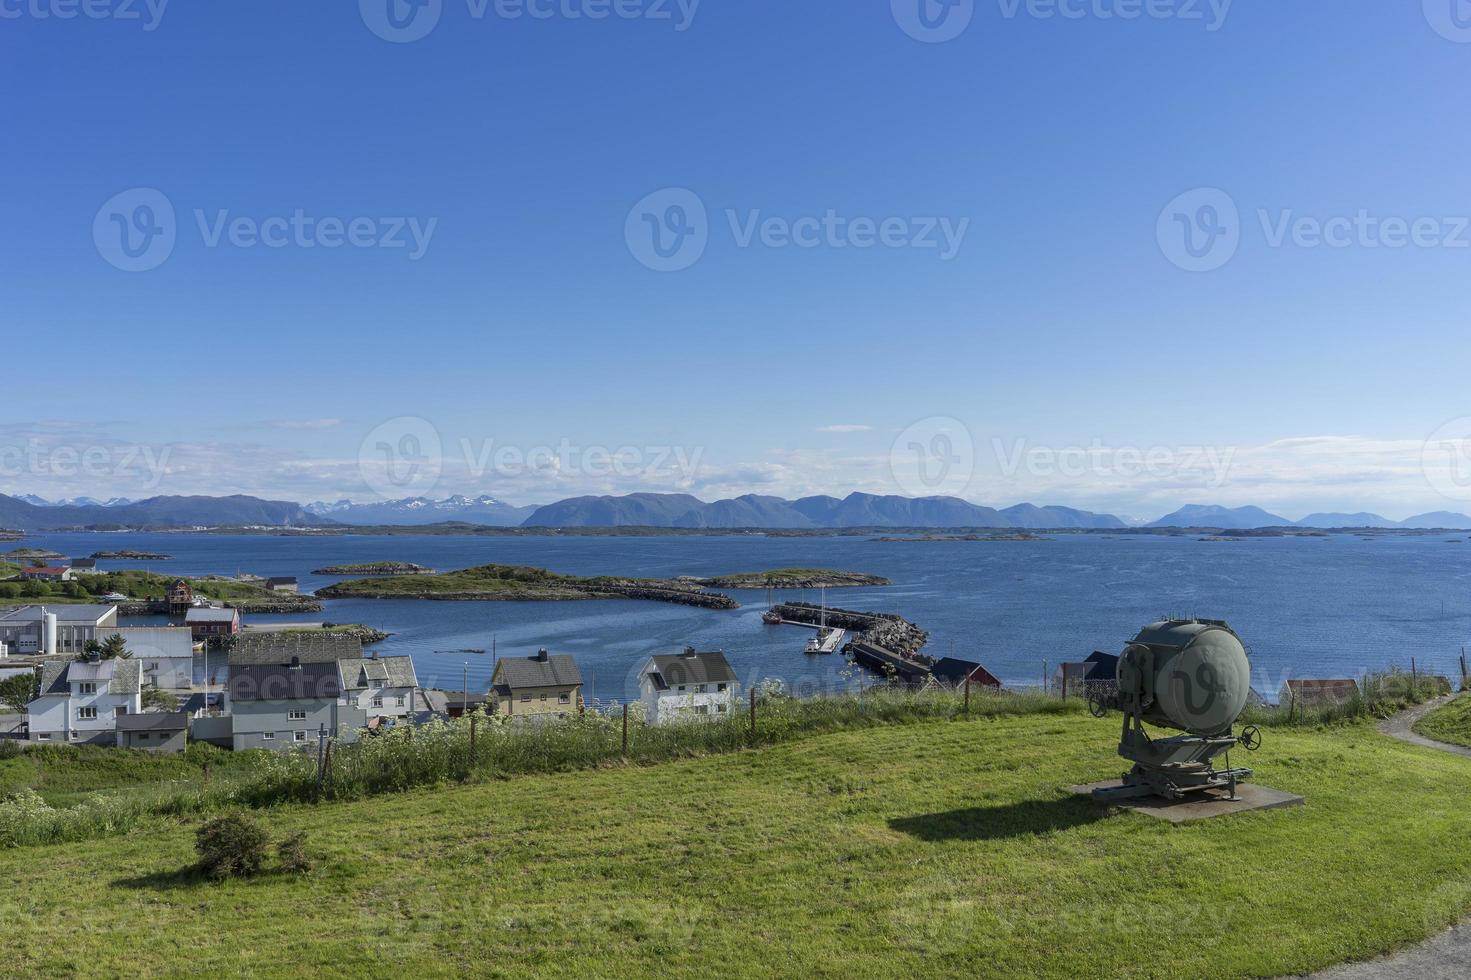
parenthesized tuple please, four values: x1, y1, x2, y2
(1068, 781, 1304, 823)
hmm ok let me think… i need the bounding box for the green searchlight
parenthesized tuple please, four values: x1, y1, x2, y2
(1089, 619, 1262, 802)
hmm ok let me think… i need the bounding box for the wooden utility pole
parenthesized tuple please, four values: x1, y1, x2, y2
(964, 674, 971, 714)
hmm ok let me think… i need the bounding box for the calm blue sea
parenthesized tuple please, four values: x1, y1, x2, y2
(12, 531, 1471, 702)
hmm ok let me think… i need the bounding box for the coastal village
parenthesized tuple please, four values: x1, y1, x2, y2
(0, 555, 1390, 753)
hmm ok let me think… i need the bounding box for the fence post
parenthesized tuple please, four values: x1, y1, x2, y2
(470, 715, 478, 770)
(315, 723, 326, 798)
(621, 703, 629, 757)
(749, 688, 757, 738)
(964, 674, 971, 715)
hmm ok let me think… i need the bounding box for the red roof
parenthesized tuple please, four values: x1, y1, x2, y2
(21, 566, 69, 575)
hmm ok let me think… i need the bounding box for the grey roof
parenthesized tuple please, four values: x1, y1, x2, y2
(117, 711, 188, 732)
(423, 689, 487, 714)
(0, 604, 119, 626)
(228, 663, 343, 702)
(339, 656, 417, 690)
(266, 577, 298, 586)
(647, 651, 737, 687)
(228, 634, 364, 666)
(36, 657, 140, 696)
(493, 652, 583, 691)
(113, 627, 195, 660)
(186, 608, 239, 623)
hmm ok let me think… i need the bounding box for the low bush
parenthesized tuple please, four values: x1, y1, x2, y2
(195, 813, 270, 878)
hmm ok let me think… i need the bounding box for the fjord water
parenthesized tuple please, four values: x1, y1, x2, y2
(19, 531, 1471, 702)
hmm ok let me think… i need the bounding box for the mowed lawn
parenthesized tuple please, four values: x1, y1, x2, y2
(3, 713, 1471, 978)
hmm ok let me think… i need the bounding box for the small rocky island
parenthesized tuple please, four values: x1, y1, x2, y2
(312, 561, 437, 577)
(3, 547, 64, 559)
(91, 550, 173, 560)
(691, 569, 891, 589)
(317, 563, 740, 610)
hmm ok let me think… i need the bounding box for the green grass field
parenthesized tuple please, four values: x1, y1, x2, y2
(1, 712, 1469, 978)
(1414, 694, 1471, 747)
(0, 743, 264, 808)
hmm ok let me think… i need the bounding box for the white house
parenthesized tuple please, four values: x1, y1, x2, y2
(339, 654, 419, 726)
(638, 648, 739, 726)
(27, 657, 142, 745)
(114, 627, 198, 691)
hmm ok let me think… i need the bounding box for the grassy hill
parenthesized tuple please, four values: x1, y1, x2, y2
(1414, 694, 1471, 747)
(1, 712, 1469, 977)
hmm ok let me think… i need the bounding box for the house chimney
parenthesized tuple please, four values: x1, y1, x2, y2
(682, 646, 696, 658)
(536, 648, 549, 662)
(290, 655, 301, 669)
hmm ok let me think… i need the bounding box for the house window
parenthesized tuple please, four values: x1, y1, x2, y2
(395, 696, 406, 707)
(717, 683, 728, 692)
(539, 694, 548, 702)
(559, 693, 570, 704)
(78, 682, 97, 694)
(262, 732, 275, 740)
(288, 710, 307, 720)
(146, 662, 159, 671)
(77, 707, 98, 720)
(294, 731, 308, 743)
(69, 731, 79, 741)
(36, 733, 50, 741)
(695, 705, 709, 715)
(520, 695, 531, 702)
(136, 733, 149, 741)
(677, 685, 687, 692)
(696, 684, 708, 693)
(717, 704, 727, 713)
(371, 696, 383, 708)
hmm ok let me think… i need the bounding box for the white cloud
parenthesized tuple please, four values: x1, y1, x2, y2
(816, 424, 874, 433)
(268, 419, 342, 430)
(1, 421, 1465, 521)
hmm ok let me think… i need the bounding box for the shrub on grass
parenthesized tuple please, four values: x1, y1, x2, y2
(195, 813, 270, 879)
(277, 832, 311, 873)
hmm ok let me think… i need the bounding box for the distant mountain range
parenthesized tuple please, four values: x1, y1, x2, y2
(522, 493, 1128, 529)
(1146, 504, 1471, 531)
(0, 494, 319, 531)
(3, 491, 1470, 532)
(305, 495, 535, 527)
(16, 495, 136, 508)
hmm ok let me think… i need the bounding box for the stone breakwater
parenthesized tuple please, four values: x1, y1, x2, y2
(769, 602, 930, 659)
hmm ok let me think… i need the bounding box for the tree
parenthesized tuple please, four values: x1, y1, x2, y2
(0, 672, 39, 714)
(96, 634, 131, 660)
(141, 688, 179, 712)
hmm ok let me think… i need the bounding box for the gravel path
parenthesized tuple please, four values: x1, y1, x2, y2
(1305, 695, 1471, 979)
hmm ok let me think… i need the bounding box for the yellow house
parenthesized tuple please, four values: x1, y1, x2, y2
(490, 649, 583, 719)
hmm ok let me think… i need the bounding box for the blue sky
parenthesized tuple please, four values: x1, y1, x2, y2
(4, 1, 1471, 520)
